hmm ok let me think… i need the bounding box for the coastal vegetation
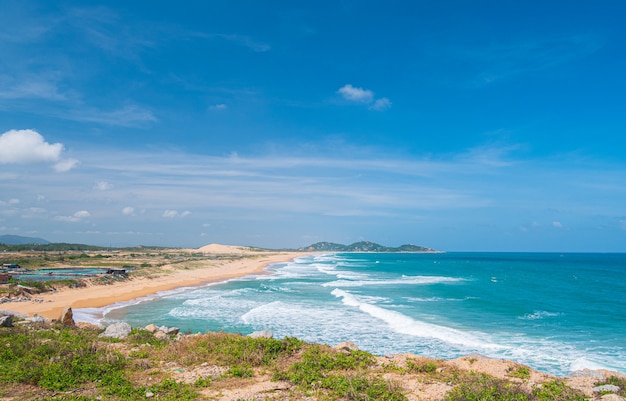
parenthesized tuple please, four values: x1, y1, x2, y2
(0, 321, 614, 400)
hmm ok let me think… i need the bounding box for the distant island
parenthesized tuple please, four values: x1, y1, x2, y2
(298, 240, 440, 253)
(0, 235, 439, 253)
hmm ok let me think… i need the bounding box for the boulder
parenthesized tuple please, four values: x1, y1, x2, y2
(0, 310, 27, 319)
(59, 306, 75, 327)
(163, 326, 180, 336)
(99, 322, 132, 339)
(594, 385, 621, 394)
(154, 331, 169, 341)
(247, 329, 273, 338)
(145, 324, 159, 333)
(570, 369, 606, 379)
(600, 394, 625, 401)
(334, 341, 360, 352)
(0, 315, 13, 327)
(26, 314, 49, 324)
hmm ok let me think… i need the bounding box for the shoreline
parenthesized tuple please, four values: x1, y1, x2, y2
(0, 250, 310, 320)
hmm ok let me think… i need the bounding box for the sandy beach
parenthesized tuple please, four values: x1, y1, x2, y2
(1, 245, 309, 320)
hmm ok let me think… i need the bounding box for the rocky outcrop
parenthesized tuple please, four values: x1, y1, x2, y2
(99, 322, 132, 339)
(60, 306, 75, 327)
(247, 329, 273, 338)
(0, 315, 13, 327)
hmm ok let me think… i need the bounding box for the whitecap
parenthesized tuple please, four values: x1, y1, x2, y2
(322, 275, 463, 288)
(330, 289, 504, 351)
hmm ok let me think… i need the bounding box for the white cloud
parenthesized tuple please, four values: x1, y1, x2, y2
(122, 206, 135, 216)
(370, 97, 392, 111)
(55, 210, 91, 222)
(552, 221, 562, 228)
(208, 103, 227, 111)
(0, 129, 63, 163)
(94, 181, 114, 191)
(54, 158, 79, 172)
(337, 84, 374, 103)
(0, 129, 78, 172)
(337, 85, 391, 111)
(65, 104, 157, 127)
(619, 220, 626, 230)
(163, 210, 178, 218)
(163, 210, 191, 218)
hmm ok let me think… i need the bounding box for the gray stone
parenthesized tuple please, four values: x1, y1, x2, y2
(26, 314, 49, 324)
(594, 385, 621, 394)
(99, 322, 132, 339)
(570, 369, 606, 379)
(0, 315, 12, 327)
(145, 391, 154, 398)
(0, 310, 27, 319)
(247, 329, 273, 338)
(164, 327, 179, 335)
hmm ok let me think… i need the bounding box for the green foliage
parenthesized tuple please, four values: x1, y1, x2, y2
(0, 326, 125, 392)
(406, 358, 438, 374)
(533, 380, 586, 401)
(173, 333, 304, 367)
(273, 344, 405, 400)
(600, 376, 626, 396)
(445, 375, 585, 401)
(226, 364, 255, 378)
(445, 373, 530, 401)
(508, 365, 532, 379)
(277, 344, 375, 385)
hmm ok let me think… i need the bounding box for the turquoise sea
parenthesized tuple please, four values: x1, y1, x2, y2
(77, 252, 626, 376)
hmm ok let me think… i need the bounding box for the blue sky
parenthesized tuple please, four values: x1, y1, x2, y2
(1, 1, 625, 251)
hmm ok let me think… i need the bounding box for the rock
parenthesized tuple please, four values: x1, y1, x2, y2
(0, 315, 13, 327)
(145, 324, 159, 333)
(601, 394, 625, 401)
(157, 325, 179, 335)
(145, 391, 154, 398)
(0, 310, 27, 319)
(247, 329, 273, 338)
(570, 369, 606, 379)
(27, 314, 49, 324)
(165, 327, 179, 335)
(154, 331, 169, 341)
(99, 322, 132, 339)
(60, 306, 75, 327)
(334, 341, 359, 352)
(594, 385, 621, 394)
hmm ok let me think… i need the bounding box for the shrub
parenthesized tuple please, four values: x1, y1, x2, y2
(445, 373, 530, 401)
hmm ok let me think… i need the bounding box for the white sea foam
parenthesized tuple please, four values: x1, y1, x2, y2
(331, 289, 503, 351)
(322, 275, 463, 288)
(519, 310, 563, 320)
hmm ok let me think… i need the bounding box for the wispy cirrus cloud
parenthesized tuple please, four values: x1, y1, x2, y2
(455, 34, 602, 86)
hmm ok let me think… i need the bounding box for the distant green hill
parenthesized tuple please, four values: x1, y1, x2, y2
(0, 234, 50, 245)
(299, 241, 438, 253)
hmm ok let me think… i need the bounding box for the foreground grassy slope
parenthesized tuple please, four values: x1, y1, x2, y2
(1, 322, 621, 401)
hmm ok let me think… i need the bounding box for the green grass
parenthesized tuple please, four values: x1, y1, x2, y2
(444, 374, 585, 401)
(0, 324, 589, 401)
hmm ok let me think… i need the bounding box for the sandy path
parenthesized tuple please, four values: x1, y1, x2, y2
(1, 251, 308, 320)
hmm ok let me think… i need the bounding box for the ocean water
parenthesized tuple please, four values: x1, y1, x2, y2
(77, 252, 626, 376)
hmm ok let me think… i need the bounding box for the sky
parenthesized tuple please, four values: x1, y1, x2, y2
(1, 1, 625, 251)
